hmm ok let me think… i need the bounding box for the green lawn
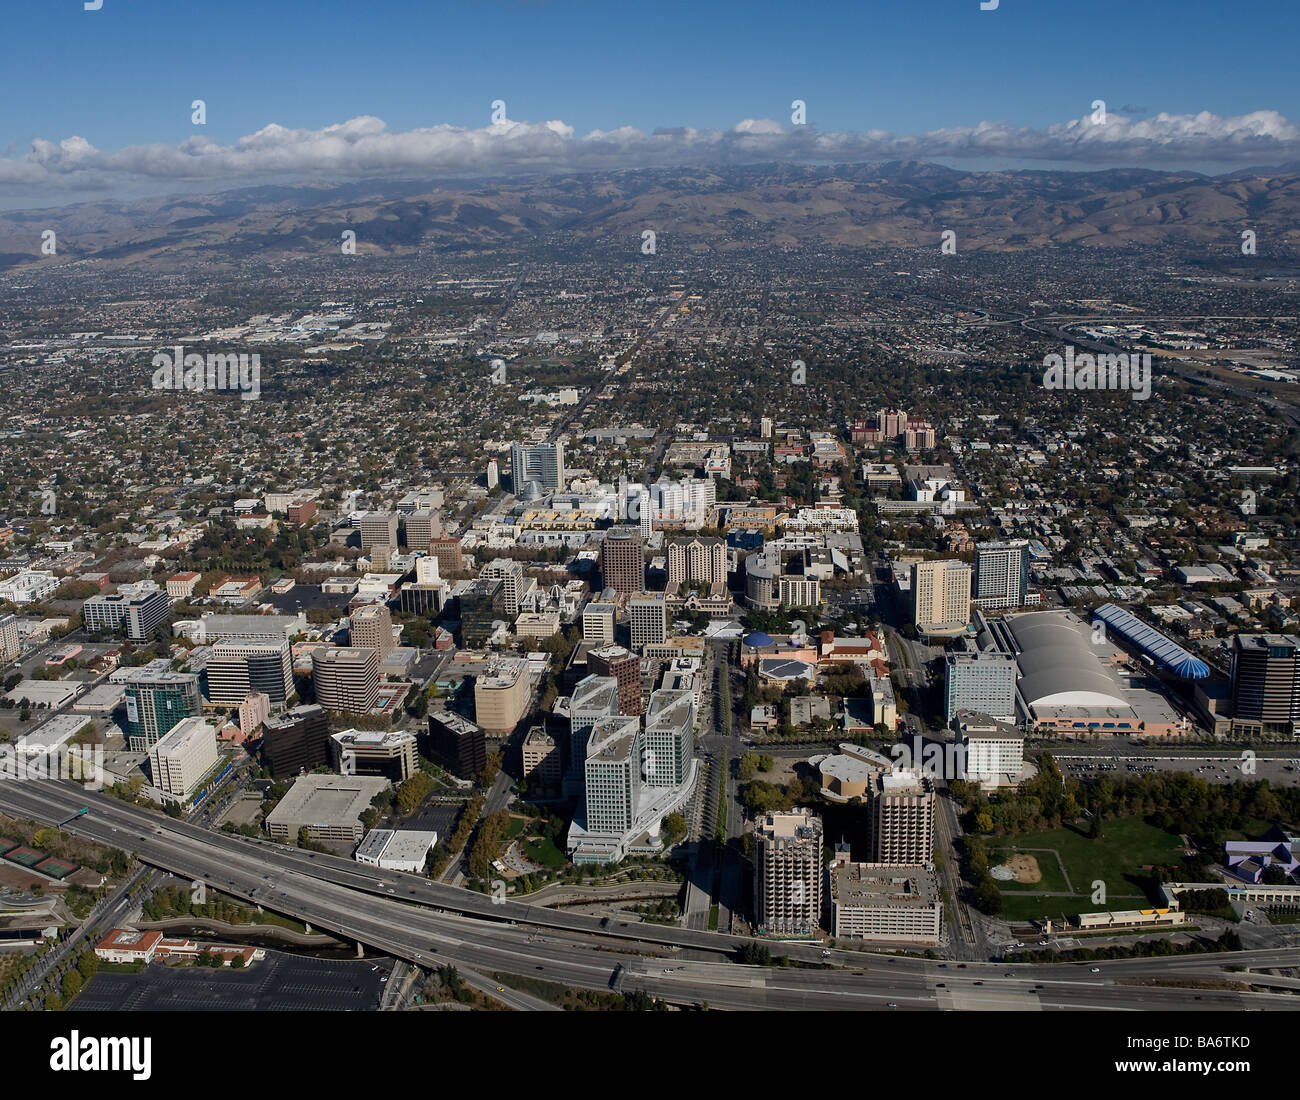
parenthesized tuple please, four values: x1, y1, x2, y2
(992, 817, 1183, 920)
(504, 816, 528, 842)
(523, 835, 566, 869)
(987, 848, 1071, 894)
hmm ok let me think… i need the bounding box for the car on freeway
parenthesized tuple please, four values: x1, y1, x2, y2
(1090, 967, 1101, 973)
(886, 1002, 898, 1008)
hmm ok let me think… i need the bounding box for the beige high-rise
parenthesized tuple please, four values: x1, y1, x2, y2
(869, 771, 935, 866)
(912, 559, 971, 636)
(755, 810, 823, 937)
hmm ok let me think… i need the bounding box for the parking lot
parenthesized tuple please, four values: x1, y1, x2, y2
(1055, 754, 1300, 787)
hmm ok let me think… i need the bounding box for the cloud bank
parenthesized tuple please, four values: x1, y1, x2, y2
(4, 109, 1298, 191)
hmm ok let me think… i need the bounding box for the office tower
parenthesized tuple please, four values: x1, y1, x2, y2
(473, 657, 531, 733)
(204, 638, 294, 706)
(457, 577, 505, 647)
(112, 664, 202, 752)
(359, 511, 399, 553)
(567, 674, 620, 791)
(601, 530, 644, 595)
(311, 647, 379, 713)
(510, 441, 566, 493)
(629, 594, 667, 651)
(588, 644, 641, 716)
(582, 602, 616, 646)
(955, 712, 1024, 789)
(287, 497, 318, 526)
(403, 508, 441, 550)
(430, 537, 465, 577)
(666, 537, 728, 586)
(416, 555, 441, 585)
(486, 458, 500, 491)
(480, 558, 527, 617)
(261, 704, 332, 780)
(755, 810, 824, 937)
(583, 716, 643, 833)
(1231, 634, 1300, 737)
(349, 603, 395, 660)
(426, 709, 487, 780)
(911, 559, 971, 636)
(83, 589, 170, 642)
(0, 613, 18, 663)
(643, 688, 694, 787)
(148, 716, 218, 801)
(522, 727, 562, 790)
(331, 729, 418, 782)
(869, 771, 935, 866)
(637, 487, 652, 538)
(974, 540, 1030, 609)
(944, 645, 1017, 722)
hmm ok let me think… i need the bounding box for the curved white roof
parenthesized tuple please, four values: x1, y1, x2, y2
(1007, 613, 1129, 709)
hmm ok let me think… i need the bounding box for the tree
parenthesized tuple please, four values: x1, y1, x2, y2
(61, 970, 83, 1000)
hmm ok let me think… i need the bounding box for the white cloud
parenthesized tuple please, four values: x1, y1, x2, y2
(3, 109, 1298, 193)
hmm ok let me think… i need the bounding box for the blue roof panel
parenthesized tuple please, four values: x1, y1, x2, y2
(1092, 603, 1210, 679)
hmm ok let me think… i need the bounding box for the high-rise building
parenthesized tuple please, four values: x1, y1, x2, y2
(112, 663, 202, 753)
(359, 511, 400, 554)
(403, 509, 441, 550)
(588, 644, 641, 716)
(426, 709, 487, 780)
(582, 716, 643, 833)
(601, 530, 644, 595)
(582, 602, 616, 645)
(510, 441, 565, 493)
(522, 726, 562, 791)
(1231, 634, 1300, 737)
(643, 688, 694, 787)
(480, 558, 528, 617)
(148, 716, 218, 801)
(83, 589, 170, 642)
(650, 476, 716, 526)
(944, 643, 1017, 723)
(912, 559, 971, 637)
(457, 577, 505, 647)
(760, 417, 773, 440)
(755, 810, 823, 937)
(311, 647, 379, 713)
(869, 771, 935, 866)
(473, 657, 531, 733)
(0, 613, 19, 663)
(486, 459, 500, 491)
(349, 603, 395, 660)
(567, 675, 620, 791)
(628, 593, 667, 651)
(955, 711, 1025, 789)
(974, 540, 1030, 609)
(261, 704, 332, 780)
(331, 728, 418, 782)
(204, 638, 294, 706)
(637, 487, 652, 538)
(430, 537, 465, 577)
(666, 537, 728, 587)
(778, 575, 821, 609)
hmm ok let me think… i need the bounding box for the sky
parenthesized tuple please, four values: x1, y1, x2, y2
(2, 0, 1299, 208)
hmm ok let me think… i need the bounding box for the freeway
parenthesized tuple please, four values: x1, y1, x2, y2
(8, 781, 1300, 1010)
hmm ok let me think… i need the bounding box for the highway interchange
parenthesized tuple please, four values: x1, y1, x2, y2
(7, 780, 1300, 1011)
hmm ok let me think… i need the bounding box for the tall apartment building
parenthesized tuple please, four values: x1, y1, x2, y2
(112, 663, 202, 752)
(204, 638, 293, 706)
(869, 771, 935, 866)
(480, 558, 528, 617)
(522, 726, 562, 791)
(601, 530, 644, 595)
(566, 674, 620, 791)
(588, 644, 641, 715)
(582, 602, 616, 645)
(349, 603, 395, 660)
(359, 511, 399, 554)
(473, 657, 531, 734)
(755, 810, 824, 937)
(426, 709, 487, 780)
(778, 575, 821, 609)
(644, 688, 695, 787)
(84, 588, 170, 642)
(944, 643, 1017, 723)
(637, 487, 653, 538)
(261, 704, 332, 780)
(911, 559, 971, 637)
(1231, 634, 1300, 737)
(974, 540, 1030, 609)
(331, 728, 418, 782)
(629, 594, 668, 651)
(582, 716, 643, 833)
(666, 536, 727, 587)
(311, 647, 379, 713)
(510, 441, 566, 492)
(403, 508, 441, 550)
(148, 716, 218, 801)
(650, 476, 716, 526)
(0, 613, 19, 663)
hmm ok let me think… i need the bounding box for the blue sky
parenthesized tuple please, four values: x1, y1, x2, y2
(2, 0, 1298, 206)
